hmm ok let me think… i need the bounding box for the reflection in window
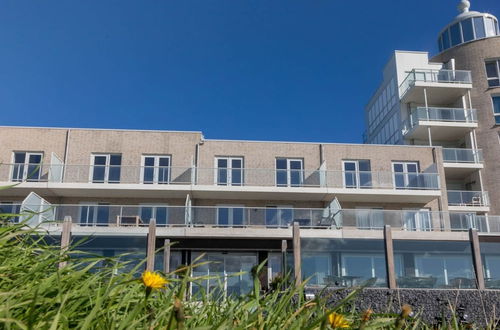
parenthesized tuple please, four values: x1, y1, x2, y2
(302, 239, 388, 287)
(461, 18, 474, 42)
(394, 240, 475, 289)
(474, 17, 486, 38)
(450, 23, 462, 46)
(493, 96, 500, 125)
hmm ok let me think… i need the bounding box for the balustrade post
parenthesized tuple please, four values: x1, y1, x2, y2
(146, 219, 157, 271)
(292, 222, 301, 286)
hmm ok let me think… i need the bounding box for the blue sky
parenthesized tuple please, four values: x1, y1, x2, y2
(1, 0, 499, 143)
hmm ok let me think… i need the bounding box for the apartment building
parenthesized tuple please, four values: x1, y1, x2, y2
(0, 126, 499, 296)
(364, 1, 500, 225)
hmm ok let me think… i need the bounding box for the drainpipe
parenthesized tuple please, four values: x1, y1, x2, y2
(62, 129, 71, 182)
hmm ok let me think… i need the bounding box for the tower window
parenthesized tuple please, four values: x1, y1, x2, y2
(486, 60, 500, 88)
(492, 96, 500, 125)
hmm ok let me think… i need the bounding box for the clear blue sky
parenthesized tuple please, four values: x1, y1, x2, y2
(1, 0, 499, 143)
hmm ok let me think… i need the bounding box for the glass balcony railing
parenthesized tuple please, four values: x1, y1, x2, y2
(4, 203, 500, 234)
(0, 165, 441, 191)
(448, 190, 489, 207)
(409, 107, 477, 125)
(442, 148, 483, 163)
(400, 69, 472, 97)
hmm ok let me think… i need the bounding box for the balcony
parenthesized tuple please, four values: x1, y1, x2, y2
(447, 190, 490, 212)
(449, 213, 500, 234)
(2, 203, 470, 234)
(402, 107, 478, 141)
(442, 148, 484, 178)
(0, 164, 442, 203)
(399, 69, 472, 104)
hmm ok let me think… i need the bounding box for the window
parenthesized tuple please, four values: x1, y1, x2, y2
(11, 152, 43, 182)
(486, 60, 500, 87)
(414, 255, 474, 288)
(141, 155, 170, 184)
(217, 205, 245, 226)
(442, 29, 451, 50)
(473, 17, 486, 38)
(215, 157, 243, 186)
(0, 202, 21, 223)
(343, 160, 372, 189)
(341, 254, 387, 286)
(392, 162, 419, 189)
(91, 154, 121, 183)
(140, 204, 168, 226)
(485, 17, 497, 37)
(450, 23, 462, 46)
(461, 18, 475, 42)
(79, 203, 110, 226)
(276, 158, 303, 187)
(403, 209, 432, 231)
(493, 96, 500, 125)
(265, 205, 293, 227)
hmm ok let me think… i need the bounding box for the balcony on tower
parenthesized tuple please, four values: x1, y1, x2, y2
(442, 148, 483, 178)
(399, 69, 472, 105)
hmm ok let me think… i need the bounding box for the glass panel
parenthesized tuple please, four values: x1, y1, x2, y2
(92, 166, 106, 183)
(14, 152, 26, 164)
(495, 115, 500, 125)
(159, 157, 169, 167)
(450, 23, 462, 46)
(289, 160, 303, 187)
(489, 79, 500, 88)
(442, 29, 451, 50)
(156, 207, 168, 226)
(217, 168, 228, 185)
(231, 168, 242, 185)
(493, 97, 500, 114)
(276, 158, 287, 170)
(394, 240, 475, 289)
(93, 156, 107, 166)
(141, 207, 153, 224)
(302, 253, 331, 285)
(217, 208, 229, 226)
(217, 159, 227, 168)
(485, 17, 496, 37)
(265, 207, 278, 227)
(232, 208, 244, 226)
(109, 155, 121, 166)
(158, 166, 169, 184)
(108, 165, 121, 183)
(143, 167, 154, 184)
(461, 18, 474, 42)
(474, 17, 486, 38)
(144, 157, 155, 166)
(96, 205, 109, 226)
(485, 62, 498, 78)
(280, 208, 293, 227)
(393, 163, 404, 173)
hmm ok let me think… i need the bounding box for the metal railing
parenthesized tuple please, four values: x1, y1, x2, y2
(442, 148, 483, 163)
(0, 164, 441, 191)
(400, 69, 472, 97)
(448, 190, 490, 207)
(409, 107, 477, 125)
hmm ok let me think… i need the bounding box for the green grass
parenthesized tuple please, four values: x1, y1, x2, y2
(0, 220, 496, 329)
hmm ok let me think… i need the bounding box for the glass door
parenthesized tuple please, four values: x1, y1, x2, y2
(393, 162, 419, 189)
(276, 158, 303, 187)
(79, 203, 110, 226)
(142, 156, 170, 184)
(91, 154, 122, 183)
(343, 160, 372, 188)
(216, 157, 243, 186)
(11, 152, 43, 182)
(217, 205, 245, 226)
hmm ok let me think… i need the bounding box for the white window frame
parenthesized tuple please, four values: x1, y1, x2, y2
(275, 158, 304, 187)
(10, 151, 43, 182)
(392, 161, 419, 189)
(342, 160, 371, 189)
(139, 203, 169, 224)
(89, 154, 121, 183)
(486, 60, 500, 88)
(140, 155, 171, 184)
(491, 95, 500, 125)
(214, 157, 244, 186)
(216, 204, 245, 226)
(78, 202, 110, 226)
(403, 208, 432, 232)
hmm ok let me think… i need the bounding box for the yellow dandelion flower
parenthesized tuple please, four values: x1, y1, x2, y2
(141, 271, 168, 289)
(328, 312, 350, 329)
(362, 308, 373, 322)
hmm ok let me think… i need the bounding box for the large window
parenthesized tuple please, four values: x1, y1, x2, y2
(215, 157, 243, 186)
(276, 158, 303, 187)
(141, 155, 170, 184)
(393, 162, 419, 189)
(217, 205, 245, 226)
(394, 240, 475, 289)
(140, 204, 168, 226)
(11, 152, 43, 182)
(486, 60, 500, 88)
(91, 154, 122, 183)
(492, 96, 500, 125)
(0, 202, 21, 223)
(481, 242, 500, 289)
(265, 205, 293, 227)
(79, 203, 110, 226)
(343, 160, 372, 188)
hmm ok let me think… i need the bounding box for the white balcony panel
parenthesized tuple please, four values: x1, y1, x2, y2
(403, 122, 477, 141)
(401, 83, 471, 105)
(443, 163, 484, 179)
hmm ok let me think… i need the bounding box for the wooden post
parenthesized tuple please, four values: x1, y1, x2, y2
(163, 239, 171, 274)
(146, 219, 156, 271)
(384, 225, 397, 289)
(293, 222, 301, 286)
(59, 216, 72, 269)
(281, 239, 287, 275)
(469, 228, 485, 290)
